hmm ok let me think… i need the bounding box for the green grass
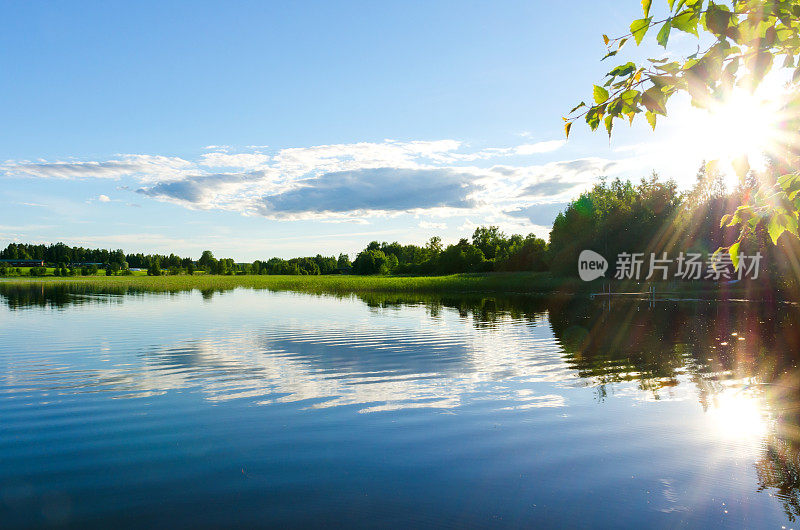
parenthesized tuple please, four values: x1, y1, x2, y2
(0, 272, 773, 300)
(0, 272, 584, 296)
(2, 267, 149, 277)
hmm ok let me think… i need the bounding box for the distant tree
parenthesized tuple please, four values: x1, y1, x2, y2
(437, 239, 486, 274)
(472, 226, 505, 260)
(352, 249, 388, 275)
(497, 234, 549, 272)
(291, 257, 321, 275)
(549, 176, 681, 276)
(264, 257, 295, 275)
(198, 250, 216, 272)
(337, 253, 351, 269)
(187, 263, 195, 275)
(426, 236, 443, 256)
(313, 255, 338, 274)
(147, 260, 162, 276)
(213, 258, 235, 275)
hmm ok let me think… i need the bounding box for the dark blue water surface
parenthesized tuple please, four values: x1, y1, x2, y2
(2, 285, 800, 528)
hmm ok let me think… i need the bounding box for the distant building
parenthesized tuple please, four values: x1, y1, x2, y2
(0, 259, 44, 267)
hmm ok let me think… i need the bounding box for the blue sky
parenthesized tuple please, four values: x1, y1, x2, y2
(0, 1, 726, 260)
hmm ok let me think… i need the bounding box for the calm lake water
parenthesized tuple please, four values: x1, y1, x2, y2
(2, 285, 800, 528)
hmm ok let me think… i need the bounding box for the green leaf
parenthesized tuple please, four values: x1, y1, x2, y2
(728, 206, 753, 227)
(569, 101, 586, 114)
(656, 20, 672, 47)
(793, 65, 800, 83)
(765, 26, 777, 47)
(586, 108, 601, 131)
(642, 0, 652, 18)
(642, 86, 667, 114)
(601, 50, 619, 61)
(720, 214, 731, 227)
(605, 115, 614, 138)
(672, 10, 698, 36)
(747, 52, 773, 86)
(705, 4, 732, 36)
(607, 98, 623, 117)
(778, 173, 800, 191)
(729, 241, 740, 270)
(607, 62, 637, 77)
(732, 155, 750, 183)
(619, 89, 639, 103)
(787, 214, 800, 238)
(593, 85, 610, 104)
(630, 17, 653, 45)
(645, 110, 657, 130)
(768, 216, 786, 245)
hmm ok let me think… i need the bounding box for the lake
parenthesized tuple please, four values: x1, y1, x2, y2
(2, 284, 800, 528)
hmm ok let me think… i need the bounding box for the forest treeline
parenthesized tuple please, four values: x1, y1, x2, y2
(0, 228, 548, 277)
(2, 163, 798, 288)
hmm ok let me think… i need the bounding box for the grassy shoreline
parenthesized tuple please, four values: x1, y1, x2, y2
(0, 272, 584, 296)
(0, 272, 779, 301)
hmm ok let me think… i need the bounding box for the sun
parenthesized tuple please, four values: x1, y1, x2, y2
(705, 91, 780, 161)
(676, 85, 788, 186)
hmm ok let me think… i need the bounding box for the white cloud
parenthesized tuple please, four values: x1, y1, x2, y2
(2, 154, 193, 182)
(419, 220, 447, 230)
(200, 152, 271, 168)
(2, 139, 626, 225)
(458, 219, 478, 232)
(269, 139, 463, 177)
(515, 140, 565, 155)
(442, 139, 565, 162)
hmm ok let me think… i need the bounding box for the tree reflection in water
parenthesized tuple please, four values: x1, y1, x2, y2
(552, 297, 800, 520)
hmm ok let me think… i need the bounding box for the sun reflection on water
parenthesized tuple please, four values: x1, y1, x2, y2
(708, 386, 769, 442)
